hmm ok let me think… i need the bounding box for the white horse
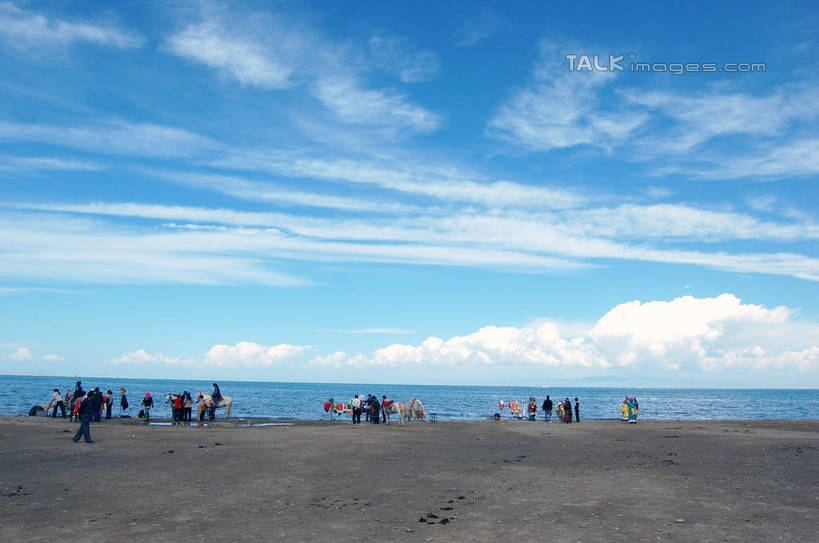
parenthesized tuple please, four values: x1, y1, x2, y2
(400, 398, 426, 422)
(555, 401, 564, 422)
(197, 393, 233, 418)
(380, 400, 403, 424)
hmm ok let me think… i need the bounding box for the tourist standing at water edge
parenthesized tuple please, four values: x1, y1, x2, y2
(142, 392, 153, 421)
(370, 395, 381, 424)
(92, 387, 102, 422)
(183, 392, 192, 422)
(574, 397, 580, 423)
(72, 392, 94, 443)
(351, 395, 362, 424)
(50, 388, 66, 418)
(105, 390, 113, 419)
(120, 388, 128, 416)
(564, 398, 572, 423)
(543, 396, 552, 421)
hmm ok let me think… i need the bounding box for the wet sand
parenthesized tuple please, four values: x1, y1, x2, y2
(1, 416, 817, 542)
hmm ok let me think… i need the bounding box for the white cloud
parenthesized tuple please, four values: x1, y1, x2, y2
(488, 41, 647, 151)
(7, 200, 819, 283)
(0, 155, 105, 172)
(203, 341, 312, 367)
(322, 294, 819, 373)
(623, 87, 819, 155)
(166, 20, 295, 89)
(0, 2, 143, 49)
(670, 137, 819, 180)
(0, 120, 218, 158)
(312, 76, 440, 133)
(0, 212, 312, 286)
(4, 347, 32, 360)
(43, 353, 65, 361)
(454, 7, 498, 47)
(113, 349, 190, 365)
(211, 150, 584, 209)
(165, 10, 439, 135)
(368, 34, 439, 82)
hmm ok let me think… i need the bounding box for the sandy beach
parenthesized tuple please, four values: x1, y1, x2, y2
(1, 416, 817, 542)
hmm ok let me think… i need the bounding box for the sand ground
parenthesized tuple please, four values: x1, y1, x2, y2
(1, 415, 817, 542)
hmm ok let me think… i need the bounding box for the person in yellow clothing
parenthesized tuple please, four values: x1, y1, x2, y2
(621, 397, 629, 421)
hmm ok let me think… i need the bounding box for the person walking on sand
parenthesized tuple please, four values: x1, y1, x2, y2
(351, 395, 362, 424)
(50, 388, 66, 418)
(142, 392, 154, 421)
(543, 396, 553, 422)
(574, 397, 580, 423)
(72, 392, 94, 443)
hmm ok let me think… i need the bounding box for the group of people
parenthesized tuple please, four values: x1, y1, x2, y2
(538, 396, 581, 423)
(48, 381, 120, 422)
(349, 394, 394, 424)
(622, 396, 639, 423)
(168, 392, 194, 423)
(46, 381, 226, 443)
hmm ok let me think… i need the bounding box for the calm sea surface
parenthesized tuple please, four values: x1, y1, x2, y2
(2, 375, 817, 421)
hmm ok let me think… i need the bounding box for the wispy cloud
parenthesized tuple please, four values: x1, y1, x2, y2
(0, 2, 143, 49)
(368, 33, 439, 82)
(318, 328, 414, 335)
(0, 120, 218, 158)
(0, 155, 105, 172)
(165, 8, 439, 136)
(166, 19, 296, 89)
(488, 41, 648, 152)
(453, 7, 499, 47)
(6, 199, 819, 283)
(623, 86, 819, 156)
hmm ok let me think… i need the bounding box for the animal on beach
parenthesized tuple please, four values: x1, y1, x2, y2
(196, 392, 233, 418)
(380, 401, 403, 424)
(400, 398, 426, 422)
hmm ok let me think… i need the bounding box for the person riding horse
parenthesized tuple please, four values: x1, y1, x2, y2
(212, 383, 222, 403)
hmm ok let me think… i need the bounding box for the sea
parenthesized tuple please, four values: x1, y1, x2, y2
(2, 375, 818, 421)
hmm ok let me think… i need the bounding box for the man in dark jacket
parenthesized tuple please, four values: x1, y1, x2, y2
(370, 396, 381, 424)
(542, 396, 553, 422)
(574, 397, 580, 423)
(92, 387, 102, 422)
(72, 392, 94, 443)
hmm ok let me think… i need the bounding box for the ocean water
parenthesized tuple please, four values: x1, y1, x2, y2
(2, 375, 818, 421)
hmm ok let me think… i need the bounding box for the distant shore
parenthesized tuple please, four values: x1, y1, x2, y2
(1, 416, 817, 542)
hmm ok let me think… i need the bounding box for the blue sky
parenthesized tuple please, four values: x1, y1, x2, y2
(0, 0, 817, 387)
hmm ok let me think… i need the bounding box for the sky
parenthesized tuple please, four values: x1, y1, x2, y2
(0, 0, 817, 387)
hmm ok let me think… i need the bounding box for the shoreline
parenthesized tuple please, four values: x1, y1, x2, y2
(2, 417, 817, 541)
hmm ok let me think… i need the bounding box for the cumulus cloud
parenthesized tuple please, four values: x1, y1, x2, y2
(4, 347, 33, 361)
(320, 295, 819, 373)
(203, 341, 312, 368)
(113, 349, 190, 365)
